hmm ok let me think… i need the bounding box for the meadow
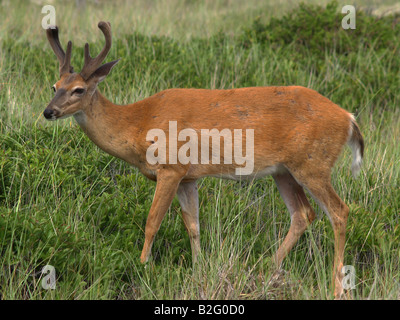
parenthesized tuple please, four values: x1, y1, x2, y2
(0, 0, 399, 299)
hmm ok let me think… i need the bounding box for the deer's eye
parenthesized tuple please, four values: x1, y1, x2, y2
(72, 88, 85, 95)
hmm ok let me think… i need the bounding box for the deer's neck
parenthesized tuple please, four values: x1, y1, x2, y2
(73, 90, 143, 165)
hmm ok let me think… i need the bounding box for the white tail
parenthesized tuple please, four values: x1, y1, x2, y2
(348, 114, 365, 177)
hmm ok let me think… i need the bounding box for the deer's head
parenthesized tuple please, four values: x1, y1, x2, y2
(43, 21, 119, 121)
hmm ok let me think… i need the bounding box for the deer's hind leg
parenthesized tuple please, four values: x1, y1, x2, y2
(176, 180, 201, 263)
(295, 176, 349, 299)
(285, 162, 349, 299)
(272, 170, 316, 267)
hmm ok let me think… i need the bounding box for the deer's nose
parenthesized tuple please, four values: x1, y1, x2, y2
(43, 108, 55, 120)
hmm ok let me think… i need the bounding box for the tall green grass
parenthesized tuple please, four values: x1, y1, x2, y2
(0, 0, 399, 299)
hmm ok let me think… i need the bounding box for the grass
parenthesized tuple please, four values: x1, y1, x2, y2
(0, 0, 399, 300)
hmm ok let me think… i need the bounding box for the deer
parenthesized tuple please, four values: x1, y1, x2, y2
(43, 21, 364, 299)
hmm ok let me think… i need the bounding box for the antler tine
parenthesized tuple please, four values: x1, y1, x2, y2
(60, 41, 73, 75)
(46, 27, 64, 63)
(80, 21, 112, 79)
(46, 26, 74, 76)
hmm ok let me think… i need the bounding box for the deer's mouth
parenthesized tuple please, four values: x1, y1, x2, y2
(43, 108, 58, 121)
(43, 103, 81, 121)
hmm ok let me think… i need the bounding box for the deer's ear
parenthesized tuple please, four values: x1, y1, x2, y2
(87, 59, 120, 84)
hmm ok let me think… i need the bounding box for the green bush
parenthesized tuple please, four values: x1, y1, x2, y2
(241, 1, 400, 56)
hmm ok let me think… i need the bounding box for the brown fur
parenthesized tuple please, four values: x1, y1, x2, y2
(44, 22, 365, 299)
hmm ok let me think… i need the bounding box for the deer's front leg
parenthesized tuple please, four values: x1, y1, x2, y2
(140, 169, 183, 263)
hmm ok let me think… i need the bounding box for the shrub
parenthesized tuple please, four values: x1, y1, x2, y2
(240, 1, 400, 58)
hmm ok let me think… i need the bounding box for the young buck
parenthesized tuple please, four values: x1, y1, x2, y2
(43, 21, 364, 299)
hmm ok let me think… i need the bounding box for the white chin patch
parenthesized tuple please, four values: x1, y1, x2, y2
(56, 114, 74, 120)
